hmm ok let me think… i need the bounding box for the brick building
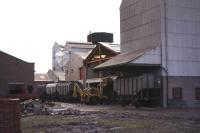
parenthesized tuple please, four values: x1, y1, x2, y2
(0, 50, 35, 98)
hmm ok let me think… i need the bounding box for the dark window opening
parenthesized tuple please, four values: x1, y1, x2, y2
(9, 84, 24, 94)
(195, 88, 200, 100)
(9, 89, 23, 94)
(173, 88, 182, 100)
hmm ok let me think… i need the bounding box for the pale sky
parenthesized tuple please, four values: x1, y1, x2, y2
(0, 0, 122, 73)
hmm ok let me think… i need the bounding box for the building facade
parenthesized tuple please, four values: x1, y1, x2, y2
(52, 41, 95, 82)
(84, 42, 120, 80)
(121, 0, 200, 107)
(95, 0, 200, 108)
(52, 42, 65, 72)
(0, 50, 35, 98)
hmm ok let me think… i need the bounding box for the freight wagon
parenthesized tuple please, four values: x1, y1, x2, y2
(38, 81, 84, 102)
(114, 73, 162, 107)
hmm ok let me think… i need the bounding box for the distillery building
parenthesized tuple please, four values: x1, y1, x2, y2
(95, 0, 200, 108)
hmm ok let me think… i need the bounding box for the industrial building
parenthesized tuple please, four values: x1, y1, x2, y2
(0, 50, 35, 98)
(52, 41, 95, 81)
(52, 33, 116, 83)
(84, 42, 120, 85)
(95, 0, 200, 108)
(52, 42, 65, 72)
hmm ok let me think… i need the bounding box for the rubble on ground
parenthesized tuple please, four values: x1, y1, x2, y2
(20, 99, 87, 116)
(21, 104, 200, 133)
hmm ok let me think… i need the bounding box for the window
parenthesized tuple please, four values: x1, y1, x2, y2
(195, 88, 200, 100)
(173, 88, 182, 100)
(79, 67, 84, 80)
(9, 89, 23, 94)
(9, 83, 24, 94)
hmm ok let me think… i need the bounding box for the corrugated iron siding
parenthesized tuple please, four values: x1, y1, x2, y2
(121, 0, 200, 76)
(120, 0, 161, 53)
(165, 0, 200, 76)
(65, 53, 83, 81)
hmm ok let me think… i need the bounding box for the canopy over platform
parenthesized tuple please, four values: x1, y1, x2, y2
(94, 46, 161, 71)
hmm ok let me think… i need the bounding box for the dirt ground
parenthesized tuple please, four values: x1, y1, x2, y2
(21, 102, 200, 133)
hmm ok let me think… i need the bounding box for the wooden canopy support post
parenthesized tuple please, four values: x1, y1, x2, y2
(98, 45, 102, 78)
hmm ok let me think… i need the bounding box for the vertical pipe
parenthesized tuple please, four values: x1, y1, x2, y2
(124, 76, 126, 97)
(141, 75, 143, 99)
(136, 78, 138, 95)
(132, 77, 134, 96)
(119, 77, 121, 102)
(160, 0, 169, 108)
(127, 77, 129, 97)
(147, 74, 149, 99)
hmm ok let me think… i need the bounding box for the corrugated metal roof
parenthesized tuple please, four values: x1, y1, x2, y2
(66, 41, 93, 45)
(100, 42, 120, 53)
(54, 72, 65, 81)
(65, 41, 95, 49)
(94, 46, 159, 70)
(69, 44, 95, 49)
(0, 50, 33, 64)
(34, 73, 53, 82)
(74, 51, 92, 59)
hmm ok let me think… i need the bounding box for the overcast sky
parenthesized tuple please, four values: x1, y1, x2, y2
(0, 0, 122, 73)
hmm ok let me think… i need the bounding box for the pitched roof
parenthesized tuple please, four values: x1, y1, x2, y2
(34, 73, 53, 82)
(65, 41, 95, 49)
(54, 71, 65, 81)
(99, 42, 120, 53)
(0, 50, 33, 64)
(94, 46, 160, 70)
(74, 51, 92, 60)
(84, 42, 120, 63)
(47, 69, 66, 82)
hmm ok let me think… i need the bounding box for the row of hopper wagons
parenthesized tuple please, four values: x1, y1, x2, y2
(38, 80, 116, 105)
(37, 77, 161, 107)
(37, 81, 83, 103)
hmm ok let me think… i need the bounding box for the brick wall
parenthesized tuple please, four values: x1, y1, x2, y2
(0, 99, 21, 133)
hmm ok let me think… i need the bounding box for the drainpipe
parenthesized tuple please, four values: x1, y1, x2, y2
(161, 67, 168, 108)
(160, 0, 169, 108)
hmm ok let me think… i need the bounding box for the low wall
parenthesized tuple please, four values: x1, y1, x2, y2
(0, 99, 21, 133)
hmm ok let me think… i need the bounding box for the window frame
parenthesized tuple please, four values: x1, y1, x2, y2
(172, 87, 182, 100)
(8, 83, 24, 95)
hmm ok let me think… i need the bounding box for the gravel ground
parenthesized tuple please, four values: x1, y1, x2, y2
(21, 103, 200, 133)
